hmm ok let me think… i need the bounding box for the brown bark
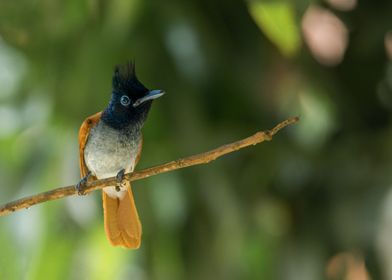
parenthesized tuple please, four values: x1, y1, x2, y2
(0, 117, 299, 217)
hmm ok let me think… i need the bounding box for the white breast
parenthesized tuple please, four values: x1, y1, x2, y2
(84, 121, 141, 199)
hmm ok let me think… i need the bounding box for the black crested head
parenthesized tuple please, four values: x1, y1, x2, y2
(102, 61, 164, 130)
(112, 61, 148, 100)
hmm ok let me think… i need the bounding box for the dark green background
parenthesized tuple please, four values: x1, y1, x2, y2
(0, 0, 391, 279)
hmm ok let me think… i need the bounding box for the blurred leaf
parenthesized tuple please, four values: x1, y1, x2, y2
(32, 238, 75, 280)
(248, 0, 301, 57)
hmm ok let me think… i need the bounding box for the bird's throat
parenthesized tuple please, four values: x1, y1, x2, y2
(101, 101, 151, 130)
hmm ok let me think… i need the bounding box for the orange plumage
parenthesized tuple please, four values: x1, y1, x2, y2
(78, 112, 142, 249)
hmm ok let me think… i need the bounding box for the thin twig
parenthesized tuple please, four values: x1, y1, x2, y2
(0, 116, 299, 217)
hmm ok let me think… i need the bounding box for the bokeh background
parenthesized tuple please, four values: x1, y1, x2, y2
(0, 0, 392, 279)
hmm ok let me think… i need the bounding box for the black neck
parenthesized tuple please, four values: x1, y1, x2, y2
(101, 100, 152, 130)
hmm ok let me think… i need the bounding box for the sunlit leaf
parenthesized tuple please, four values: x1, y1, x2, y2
(248, 0, 301, 57)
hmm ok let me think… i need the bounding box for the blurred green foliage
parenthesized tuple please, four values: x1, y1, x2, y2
(0, 0, 392, 279)
(249, 0, 301, 57)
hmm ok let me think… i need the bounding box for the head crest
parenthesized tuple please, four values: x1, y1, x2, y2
(112, 61, 146, 93)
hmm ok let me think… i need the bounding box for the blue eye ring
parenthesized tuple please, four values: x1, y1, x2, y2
(120, 95, 131, 106)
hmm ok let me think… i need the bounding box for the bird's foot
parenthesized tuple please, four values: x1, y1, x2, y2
(116, 168, 126, 192)
(76, 171, 92, 195)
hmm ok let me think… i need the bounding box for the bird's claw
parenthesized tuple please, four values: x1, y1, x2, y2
(116, 169, 126, 192)
(76, 171, 92, 195)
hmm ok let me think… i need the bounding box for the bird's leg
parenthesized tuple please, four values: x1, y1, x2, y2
(76, 171, 92, 195)
(116, 168, 126, 192)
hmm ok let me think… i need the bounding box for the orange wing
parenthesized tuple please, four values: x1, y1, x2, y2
(78, 112, 102, 178)
(135, 135, 143, 165)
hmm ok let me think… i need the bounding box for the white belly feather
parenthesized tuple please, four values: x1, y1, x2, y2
(84, 121, 141, 199)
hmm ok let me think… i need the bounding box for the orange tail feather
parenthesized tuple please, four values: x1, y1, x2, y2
(102, 183, 142, 249)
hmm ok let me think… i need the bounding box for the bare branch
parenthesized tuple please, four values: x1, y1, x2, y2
(0, 117, 299, 217)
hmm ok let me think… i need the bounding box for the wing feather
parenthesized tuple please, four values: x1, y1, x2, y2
(78, 112, 102, 177)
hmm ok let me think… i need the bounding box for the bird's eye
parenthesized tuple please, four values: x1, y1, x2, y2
(120, 95, 131, 106)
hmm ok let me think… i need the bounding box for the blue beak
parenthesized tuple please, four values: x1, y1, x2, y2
(133, 89, 165, 107)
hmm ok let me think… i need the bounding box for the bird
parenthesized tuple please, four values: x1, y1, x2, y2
(77, 62, 164, 249)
